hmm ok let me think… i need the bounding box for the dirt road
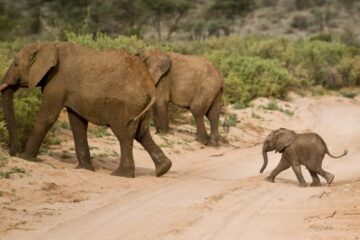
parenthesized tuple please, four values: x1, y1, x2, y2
(1, 95, 360, 240)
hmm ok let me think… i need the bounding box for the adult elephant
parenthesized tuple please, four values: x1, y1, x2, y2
(0, 42, 172, 178)
(137, 50, 224, 146)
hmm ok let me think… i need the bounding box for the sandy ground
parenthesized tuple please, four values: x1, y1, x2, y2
(1, 95, 360, 240)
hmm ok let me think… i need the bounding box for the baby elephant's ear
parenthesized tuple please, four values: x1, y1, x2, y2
(274, 129, 296, 153)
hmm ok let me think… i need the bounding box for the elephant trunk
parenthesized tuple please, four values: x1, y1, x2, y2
(1, 86, 17, 156)
(260, 142, 269, 173)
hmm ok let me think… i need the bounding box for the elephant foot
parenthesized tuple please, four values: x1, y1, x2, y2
(265, 176, 275, 183)
(76, 163, 95, 172)
(310, 182, 322, 187)
(208, 136, 219, 147)
(325, 173, 335, 185)
(196, 135, 209, 145)
(155, 159, 172, 177)
(111, 167, 135, 178)
(19, 153, 37, 162)
(298, 182, 308, 187)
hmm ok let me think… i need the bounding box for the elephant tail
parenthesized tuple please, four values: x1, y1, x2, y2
(127, 90, 156, 126)
(326, 148, 348, 159)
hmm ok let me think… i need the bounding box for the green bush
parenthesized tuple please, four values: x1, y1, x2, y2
(205, 51, 295, 105)
(66, 32, 148, 53)
(0, 89, 42, 152)
(0, 33, 359, 150)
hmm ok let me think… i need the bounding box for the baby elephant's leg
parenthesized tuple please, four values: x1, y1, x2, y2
(314, 167, 334, 185)
(291, 163, 307, 187)
(306, 167, 321, 187)
(266, 156, 290, 182)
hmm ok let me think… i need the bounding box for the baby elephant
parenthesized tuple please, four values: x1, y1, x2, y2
(260, 128, 348, 187)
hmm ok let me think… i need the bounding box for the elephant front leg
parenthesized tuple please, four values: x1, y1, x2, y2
(291, 163, 308, 187)
(153, 99, 170, 134)
(21, 88, 64, 160)
(67, 108, 94, 171)
(266, 156, 290, 182)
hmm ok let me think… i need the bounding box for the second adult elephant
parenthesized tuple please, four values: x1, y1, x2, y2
(137, 50, 224, 146)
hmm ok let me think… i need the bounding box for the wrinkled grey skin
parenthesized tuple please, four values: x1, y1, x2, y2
(0, 42, 172, 178)
(261, 128, 348, 187)
(137, 50, 224, 146)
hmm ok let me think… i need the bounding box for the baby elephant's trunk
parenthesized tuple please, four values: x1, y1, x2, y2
(260, 143, 269, 173)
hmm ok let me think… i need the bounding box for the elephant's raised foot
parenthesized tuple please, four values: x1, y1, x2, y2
(111, 168, 135, 178)
(310, 182, 322, 187)
(325, 173, 334, 185)
(265, 176, 275, 183)
(298, 182, 308, 187)
(76, 163, 95, 172)
(155, 159, 172, 177)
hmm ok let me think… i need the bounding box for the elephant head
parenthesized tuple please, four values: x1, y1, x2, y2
(260, 128, 296, 173)
(136, 50, 171, 85)
(0, 43, 58, 155)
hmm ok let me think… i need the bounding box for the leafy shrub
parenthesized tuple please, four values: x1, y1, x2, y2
(205, 51, 295, 105)
(66, 32, 148, 53)
(170, 34, 359, 103)
(339, 88, 359, 99)
(262, 101, 294, 116)
(0, 152, 9, 167)
(0, 33, 359, 150)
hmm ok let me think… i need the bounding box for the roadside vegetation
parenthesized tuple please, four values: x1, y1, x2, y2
(0, 32, 360, 151)
(0, 0, 360, 152)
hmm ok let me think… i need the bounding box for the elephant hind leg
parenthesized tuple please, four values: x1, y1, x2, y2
(110, 124, 137, 178)
(135, 114, 172, 177)
(306, 166, 321, 187)
(206, 90, 222, 147)
(313, 167, 334, 185)
(190, 104, 209, 145)
(67, 108, 94, 171)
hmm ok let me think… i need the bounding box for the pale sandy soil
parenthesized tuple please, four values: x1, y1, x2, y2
(0, 95, 360, 240)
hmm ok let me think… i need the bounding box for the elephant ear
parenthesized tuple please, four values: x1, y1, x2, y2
(27, 43, 58, 89)
(274, 129, 296, 153)
(144, 51, 171, 86)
